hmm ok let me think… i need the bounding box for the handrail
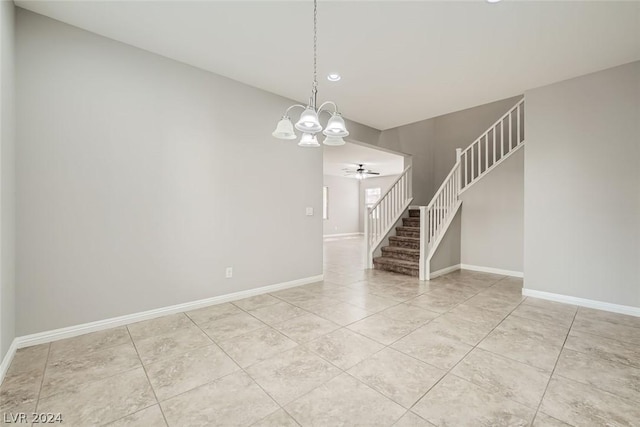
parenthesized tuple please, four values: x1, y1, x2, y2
(459, 98, 524, 192)
(364, 165, 413, 268)
(419, 97, 524, 280)
(460, 98, 524, 157)
(369, 165, 412, 212)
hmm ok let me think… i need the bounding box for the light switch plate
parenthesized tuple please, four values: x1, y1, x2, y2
(306, 207, 313, 216)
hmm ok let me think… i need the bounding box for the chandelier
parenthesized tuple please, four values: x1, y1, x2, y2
(271, 0, 349, 147)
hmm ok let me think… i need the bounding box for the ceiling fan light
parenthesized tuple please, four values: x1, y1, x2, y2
(323, 113, 349, 137)
(298, 133, 320, 147)
(272, 117, 297, 140)
(323, 135, 346, 146)
(295, 107, 322, 133)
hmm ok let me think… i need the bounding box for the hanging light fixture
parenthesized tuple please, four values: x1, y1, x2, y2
(271, 0, 348, 147)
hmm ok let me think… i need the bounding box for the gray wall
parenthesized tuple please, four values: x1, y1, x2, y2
(524, 61, 640, 307)
(376, 96, 523, 205)
(14, 9, 378, 335)
(461, 148, 524, 273)
(430, 209, 461, 274)
(358, 175, 400, 233)
(322, 175, 359, 236)
(1, 0, 15, 359)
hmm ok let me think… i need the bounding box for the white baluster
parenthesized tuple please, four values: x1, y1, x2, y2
(395, 182, 398, 211)
(395, 184, 398, 212)
(446, 180, 450, 213)
(419, 205, 427, 280)
(484, 134, 489, 172)
(393, 185, 397, 214)
(374, 207, 378, 243)
(517, 103, 521, 145)
(509, 110, 513, 151)
(456, 148, 462, 194)
(383, 198, 387, 234)
(388, 189, 392, 222)
(439, 195, 443, 230)
(492, 128, 496, 164)
(471, 144, 475, 183)
(501, 120, 505, 158)
(464, 151, 468, 187)
(476, 140, 482, 178)
(429, 208, 435, 242)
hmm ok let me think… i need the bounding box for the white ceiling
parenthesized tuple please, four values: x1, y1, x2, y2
(16, 0, 640, 130)
(323, 141, 404, 178)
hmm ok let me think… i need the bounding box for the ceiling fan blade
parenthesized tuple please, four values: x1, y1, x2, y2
(366, 172, 380, 175)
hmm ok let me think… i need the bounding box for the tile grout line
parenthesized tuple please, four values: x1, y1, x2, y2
(531, 307, 579, 426)
(559, 330, 640, 370)
(21, 267, 597, 426)
(124, 326, 170, 427)
(403, 284, 531, 418)
(313, 275, 512, 422)
(383, 274, 514, 421)
(383, 277, 508, 358)
(189, 284, 415, 424)
(32, 343, 52, 416)
(183, 309, 311, 425)
(304, 270, 523, 419)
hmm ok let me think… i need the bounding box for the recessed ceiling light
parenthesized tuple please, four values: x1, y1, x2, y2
(486, 0, 501, 3)
(327, 73, 341, 82)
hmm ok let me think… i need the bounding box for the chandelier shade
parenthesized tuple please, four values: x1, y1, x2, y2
(298, 133, 320, 147)
(271, 0, 348, 147)
(295, 107, 323, 133)
(323, 135, 346, 146)
(272, 117, 297, 140)
(323, 113, 349, 137)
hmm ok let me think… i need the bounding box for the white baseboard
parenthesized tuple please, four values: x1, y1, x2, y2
(430, 264, 461, 279)
(0, 339, 18, 384)
(460, 264, 524, 278)
(522, 289, 640, 318)
(323, 232, 363, 240)
(13, 274, 323, 351)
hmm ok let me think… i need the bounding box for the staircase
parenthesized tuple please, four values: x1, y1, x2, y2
(366, 98, 525, 280)
(373, 209, 421, 276)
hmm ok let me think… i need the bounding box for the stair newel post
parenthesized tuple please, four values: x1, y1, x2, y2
(419, 206, 428, 280)
(455, 148, 462, 198)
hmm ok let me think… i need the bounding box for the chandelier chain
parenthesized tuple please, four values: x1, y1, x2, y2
(271, 0, 347, 146)
(313, 0, 317, 87)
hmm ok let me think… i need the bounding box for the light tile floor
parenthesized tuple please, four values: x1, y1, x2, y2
(2, 237, 640, 426)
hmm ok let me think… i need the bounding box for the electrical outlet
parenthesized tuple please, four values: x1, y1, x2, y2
(225, 267, 233, 278)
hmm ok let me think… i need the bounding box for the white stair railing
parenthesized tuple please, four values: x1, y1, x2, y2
(419, 157, 462, 280)
(419, 98, 525, 279)
(365, 165, 413, 268)
(460, 98, 525, 193)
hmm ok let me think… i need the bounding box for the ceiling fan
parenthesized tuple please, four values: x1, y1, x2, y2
(343, 164, 380, 180)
